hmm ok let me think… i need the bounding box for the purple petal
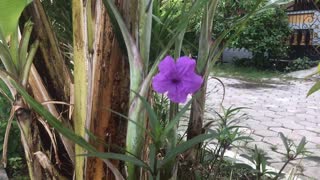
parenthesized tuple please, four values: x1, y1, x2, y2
(181, 73, 203, 93)
(167, 86, 189, 103)
(158, 56, 175, 73)
(176, 56, 197, 75)
(152, 73, 173, 93)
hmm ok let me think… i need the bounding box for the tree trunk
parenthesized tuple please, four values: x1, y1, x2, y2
(85, 0, 130, 179)
(14, 95, 43, 180)
(26, 0, 73, 104)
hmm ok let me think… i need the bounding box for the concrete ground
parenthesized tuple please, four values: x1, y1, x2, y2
(204, 75, 320, 179)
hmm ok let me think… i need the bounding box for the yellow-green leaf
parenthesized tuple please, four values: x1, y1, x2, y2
(0, 0, 33, 37)
(307, 81, 320, 97)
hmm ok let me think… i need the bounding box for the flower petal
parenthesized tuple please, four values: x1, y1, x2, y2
(167, 86, 188, 103)
(176, 56, 197, 75)
(158, 56, 175, 73)
(181, 73, 203, 93)
(152, 73, 175, 93)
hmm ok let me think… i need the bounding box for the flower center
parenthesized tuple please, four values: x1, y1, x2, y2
(171, 78, 181, 84)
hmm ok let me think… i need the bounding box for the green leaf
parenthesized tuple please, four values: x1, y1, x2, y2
(232, 163, 254, 170)
(19, 21, 34, 71)
(139, 0, 153, 70)
(108, 108, 155, 140)
(233, 136, 254, 142)
(0, 79, 13, 101)
(307, 81, 320, 97)
(101, 0, 143, 99)
(84, 152, 151, 172)
(130, 91, 160, 137)
(0, 41, 18, 76)
(296, 136, 306, 155)
(9, 25, 19, 70)
(0, 0, 33, 37)
(160, 133, 216, 168)
(21, 40, 39, 86)
(7, 75, 96, 152)
(149, 144, 156, 174)
(279, 132, 289, 154)
(162, 100, 192, 139)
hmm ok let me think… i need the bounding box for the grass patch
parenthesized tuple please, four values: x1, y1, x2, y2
(212, 64, 282, 82)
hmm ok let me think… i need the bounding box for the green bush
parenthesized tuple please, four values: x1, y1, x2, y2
(285, 57, 316, 72)
(0, 94, 26, 178)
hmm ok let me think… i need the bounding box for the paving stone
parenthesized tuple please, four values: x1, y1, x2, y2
(262, 136, 283, 146)
(254, 130, 278, 137)
(260, 120, 282, 127)
(0, 168, 8, 180)
(269, 127, 293, 135)
(281, 121, 305, 130)
(248, 133, 264, 141)
(265, 150, 286, 162)
(308, 136, 320, 144)
(294, 130, 318, 138)
(301, 167, 320, 179)
(296, 122, 317, 130)
(205, 76, 320, 179)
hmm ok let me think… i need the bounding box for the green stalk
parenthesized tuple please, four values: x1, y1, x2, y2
(21, 40, 39, 87)
(9, 25, 19, 71)
(126, 0, 153, 178)
(187, 0, 217, 148)
(139, 0, 153, 71)
(18, 21, 33, 73)
(162, 27, 186, 179)
(72, 0, 89, 179)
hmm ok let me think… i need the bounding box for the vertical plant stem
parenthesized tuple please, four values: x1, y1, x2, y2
(139, 0, 153, 71)
(72, 0, 89, 179)
(15, 96, 43, 180)
(274, 159, 291, 180)
(187, 0, 218, 161)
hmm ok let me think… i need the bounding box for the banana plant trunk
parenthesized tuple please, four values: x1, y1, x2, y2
(14, 95, 43, 180)
(187, 0, 218, 159)
(85, 0, 130, 179)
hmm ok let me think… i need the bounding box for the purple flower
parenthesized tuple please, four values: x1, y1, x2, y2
(152, 56, 203, 103)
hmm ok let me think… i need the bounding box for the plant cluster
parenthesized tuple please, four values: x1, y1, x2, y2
(284, 57, 317, 72)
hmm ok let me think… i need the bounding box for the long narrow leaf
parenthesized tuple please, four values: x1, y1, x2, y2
(21, 40, 39, 87)
(0, 42, 18, 76)
(130, 91, 160, 136)
(7, 74, 96, 152)
(160, 133, 216, 167)
(296, 137, 306, 154)
(0, 0, 32, 37)
(102, 0, 143, 99)
(163, 100, 192, 139)
(307, 81, 320, 97)
(279, 132, 289, 153)
(84, 152, 151, 172)
(19, 21, 34, 71)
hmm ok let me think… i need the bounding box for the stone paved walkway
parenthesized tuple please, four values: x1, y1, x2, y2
(204, 77, 320, 179)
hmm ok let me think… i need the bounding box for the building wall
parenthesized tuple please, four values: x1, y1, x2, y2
(222, 48, 252, 63)
(288, 10, 320, 45)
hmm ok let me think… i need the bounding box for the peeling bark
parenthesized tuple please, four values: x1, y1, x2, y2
(86, 1, 130, 179)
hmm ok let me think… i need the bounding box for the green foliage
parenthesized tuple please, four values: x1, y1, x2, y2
(0, 112, 26, 178)
(285, 57, 316, 72)
(6, 157, 28, 179)
(181, 106, 254, 179)
(231, 6, 291, 61)
(213, 0, 265, 37)
(307, 63, 320, 96)
(152, 93, 170, 128)
(0, 0, 32, 37)
(308, 81, 320, 97)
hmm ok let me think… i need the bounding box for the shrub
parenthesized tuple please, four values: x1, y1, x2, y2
(285, 57, 316, 72)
